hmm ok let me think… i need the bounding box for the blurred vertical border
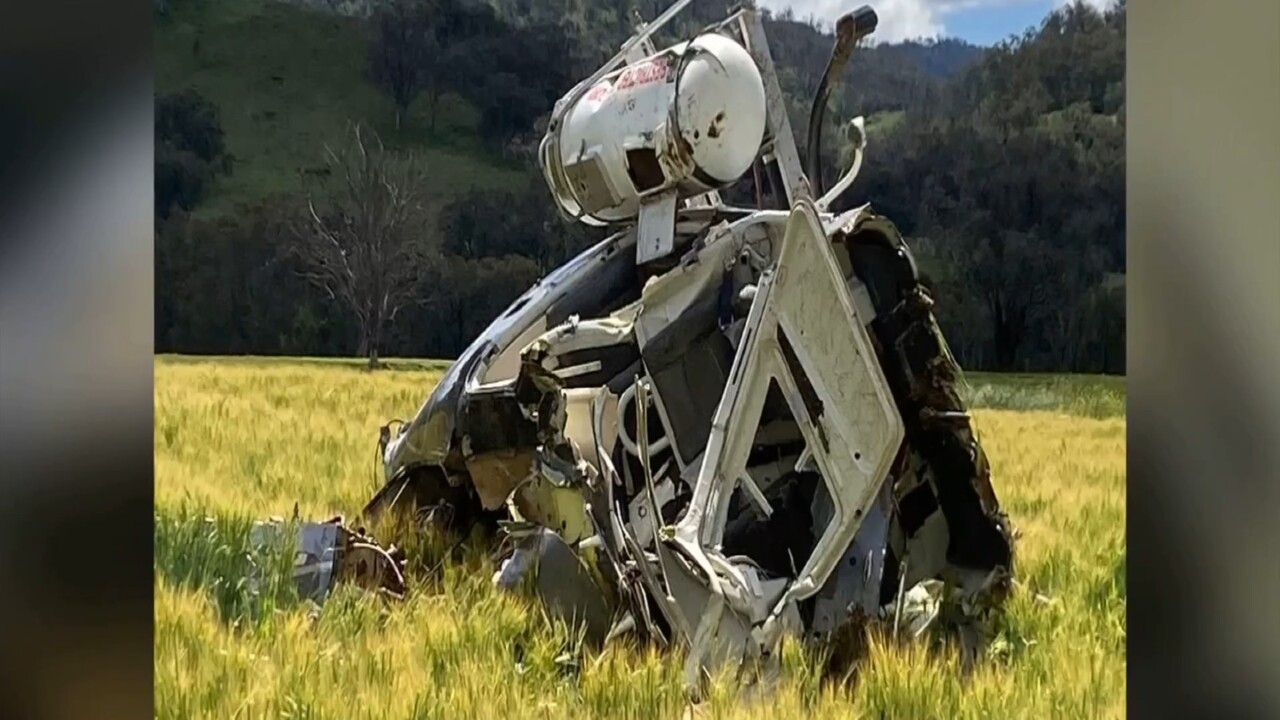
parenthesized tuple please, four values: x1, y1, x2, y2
(0, 1, 154, 719)
(0, 0, 1277, 718)
(1128, 0, 1280, 718)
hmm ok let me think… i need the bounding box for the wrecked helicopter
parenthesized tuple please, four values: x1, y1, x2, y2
(251, 0, 1017, 693)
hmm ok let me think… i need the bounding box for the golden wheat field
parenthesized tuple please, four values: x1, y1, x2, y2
(154, 356, 1127, 719)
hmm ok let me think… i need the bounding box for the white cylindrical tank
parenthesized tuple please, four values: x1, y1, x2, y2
(541, 32, 767, 225)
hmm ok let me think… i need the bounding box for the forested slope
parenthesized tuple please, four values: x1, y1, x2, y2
(155, 0, 1124, 373)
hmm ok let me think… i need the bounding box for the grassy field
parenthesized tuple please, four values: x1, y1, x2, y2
(154, 356, 1126, 718)
(156, 0, 524, 217)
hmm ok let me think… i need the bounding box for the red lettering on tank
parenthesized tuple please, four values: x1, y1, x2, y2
(616, 58, 670, 91)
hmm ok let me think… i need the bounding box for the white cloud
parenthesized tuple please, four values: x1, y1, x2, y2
(755, 0, 1096, 44)
(755, 0, 943, 43)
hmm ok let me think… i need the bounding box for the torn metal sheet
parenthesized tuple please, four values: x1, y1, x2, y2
(494, 526, 615, 645)
(249, 517, 407, 604)
(257, 1, 1017, 698)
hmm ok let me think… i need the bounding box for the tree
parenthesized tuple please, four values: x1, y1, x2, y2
(367, 0, 435, 130)
(155, 194, 352, 356)
(455, 21, 579, 147)
(438, 166, 599, 272)
(156, 88, 229, 168)
(154, 89, 232, 219)
(289, 123, 435, 369)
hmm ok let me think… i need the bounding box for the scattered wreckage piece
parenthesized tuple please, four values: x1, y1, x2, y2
(248, 516, 407, 604)
(250, 1, 1016, 695)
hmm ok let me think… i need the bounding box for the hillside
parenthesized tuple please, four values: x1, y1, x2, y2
(155, 0, 983, 217)
(155, 0, 525, 217)
(155, 0, 1124, 375)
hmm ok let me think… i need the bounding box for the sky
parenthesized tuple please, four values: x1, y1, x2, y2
(755, 0, 1116, 45)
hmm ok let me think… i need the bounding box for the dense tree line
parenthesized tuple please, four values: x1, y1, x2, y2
(849, 1, 1126, 372)
(155, 0, 1124, 373)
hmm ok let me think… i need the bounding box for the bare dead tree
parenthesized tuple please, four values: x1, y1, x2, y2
(290, 122, 433, 369)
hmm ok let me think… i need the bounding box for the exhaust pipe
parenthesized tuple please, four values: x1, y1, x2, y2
(805, 6, 878, 197)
